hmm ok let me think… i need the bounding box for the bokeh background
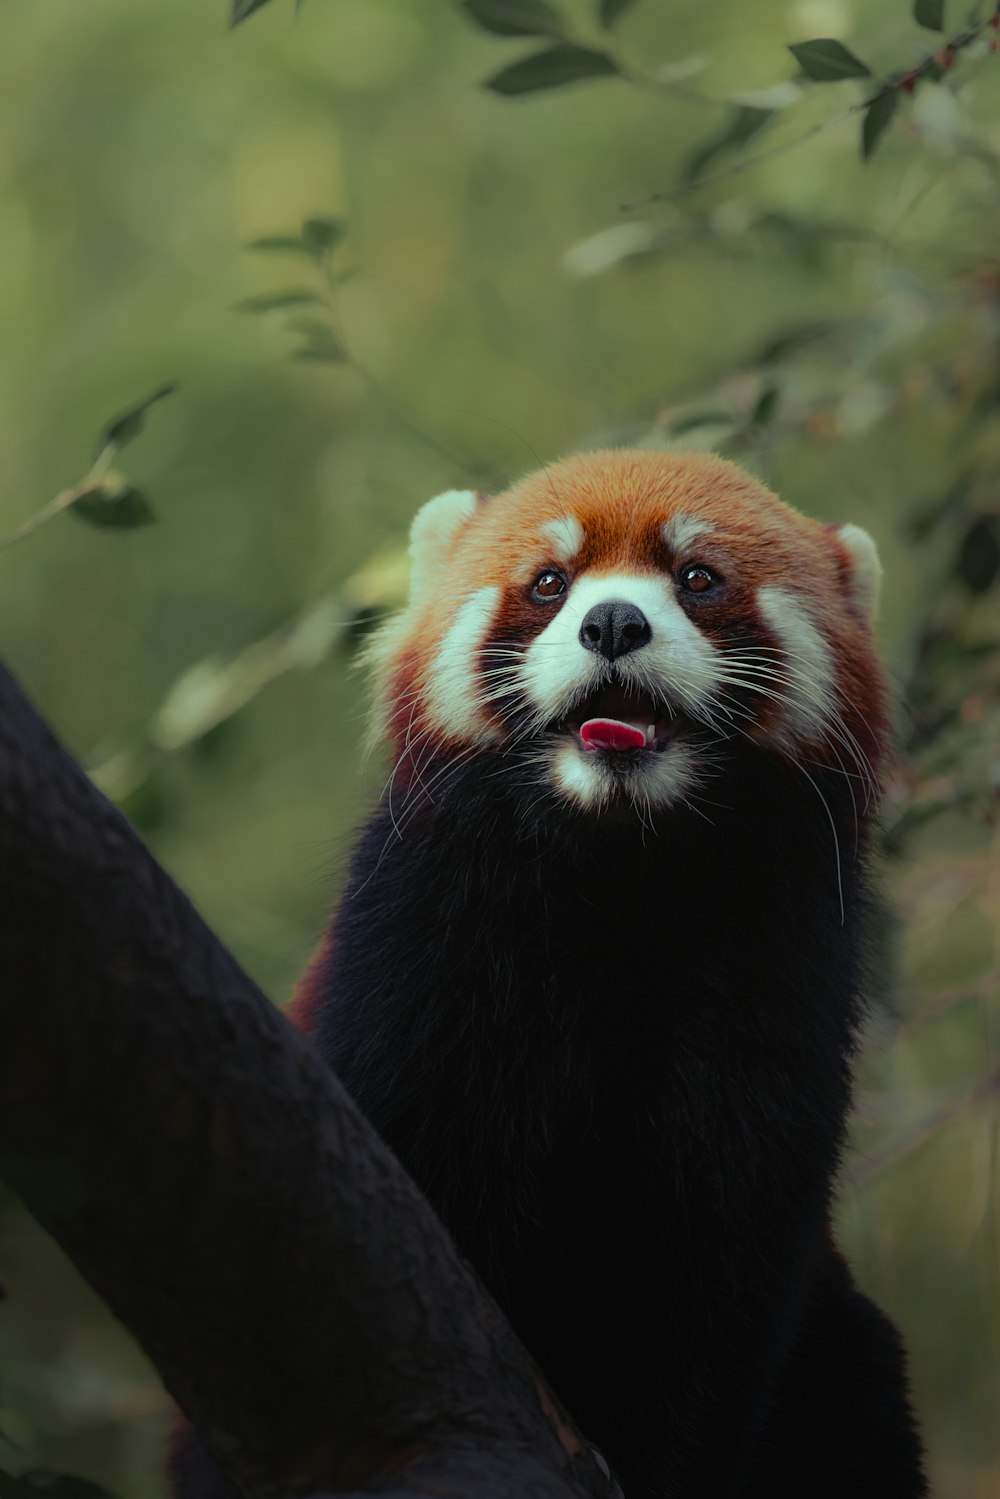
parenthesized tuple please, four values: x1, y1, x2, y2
(0, 0, 997, 1494)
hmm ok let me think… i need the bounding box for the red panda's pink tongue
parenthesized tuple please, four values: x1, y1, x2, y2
(580, 718, 647, 752)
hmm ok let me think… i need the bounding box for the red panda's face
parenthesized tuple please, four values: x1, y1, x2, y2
(369, 450, 887, 819)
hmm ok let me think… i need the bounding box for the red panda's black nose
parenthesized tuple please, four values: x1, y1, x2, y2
(579, 600, 652, 662)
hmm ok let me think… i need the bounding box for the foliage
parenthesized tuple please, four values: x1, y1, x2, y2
(485, 45, 620, 95)
(459, 0, 563, 38)
(455, 0, 1000, 167)
(229, 0, 283, 26)
(236, 217, 349, 362)
(0, 1473, 118, 1499)
(1, 0, 999, 1495)
(0, 389, 174, 552)
(788, 38, 872, 80)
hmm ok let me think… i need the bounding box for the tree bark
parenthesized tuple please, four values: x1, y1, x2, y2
(0, 663, 612, 1499)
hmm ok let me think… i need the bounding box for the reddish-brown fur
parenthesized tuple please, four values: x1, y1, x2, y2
(374, 449, 887, 800)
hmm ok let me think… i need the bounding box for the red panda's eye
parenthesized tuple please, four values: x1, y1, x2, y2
(533, 570, 567, 602)
(679, 564, 717, 595)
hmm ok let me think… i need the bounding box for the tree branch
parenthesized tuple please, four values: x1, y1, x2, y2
(0, 662, 610, 1499)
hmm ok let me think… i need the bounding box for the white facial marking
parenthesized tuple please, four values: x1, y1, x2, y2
(639, 739, 701, 807)
(365, 488, 481, 748)
(541, 514, 584, 565)
(550, 739, 606, 811)
(425, 585, 502, 744)
(662, 514, 715, 555)
(836, 523, 882, 619)
(548, 735, 700, 813)
(408, 489, 478, 608)
(521, 571, 721, 728)
(756, 585, 835, 746)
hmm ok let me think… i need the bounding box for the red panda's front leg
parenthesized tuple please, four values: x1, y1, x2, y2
(741, 1243, 926, 1498)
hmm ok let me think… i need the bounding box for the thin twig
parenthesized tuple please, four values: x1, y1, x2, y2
(621, 106, 857, 210)
(0, 446, 115, 554)
(895, 966, 1000, 1035)
(315, 255, 488, 482)
(852, 1070, 1000, 1187)
(622, 9, 1000, 211)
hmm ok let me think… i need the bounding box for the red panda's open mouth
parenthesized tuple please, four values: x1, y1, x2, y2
(559, 683, 681, 754)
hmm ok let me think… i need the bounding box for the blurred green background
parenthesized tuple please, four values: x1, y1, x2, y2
(0, 0, 997, 1494)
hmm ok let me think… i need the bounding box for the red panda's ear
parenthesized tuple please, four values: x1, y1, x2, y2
(835, 523, 882, 620)
(408, 489, 480, 606)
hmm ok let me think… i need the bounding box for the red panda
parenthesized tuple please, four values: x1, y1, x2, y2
(172, 450, 925, 1499)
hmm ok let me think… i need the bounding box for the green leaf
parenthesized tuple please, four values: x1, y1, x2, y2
(288, 319, 345, 358)
(288, 316, 336, 338)
(246, 235, 310, 255)
(861, 89, 899, 158)
(234, 291, 322, 313)
(905, 472, 973, 539)
(956, 514, 1000, 592)
(751, 386, 779, 425)
(670, 410, 734, 435)
(788, 38, 872, 81)
(683, 105, 774, 183)
(486, 44, 619, 94)
(753, 321, 839, 365)
(72, 478, 156, 531)
(230, 0, 273, 25)
(14, 1476, 120, 1499)
(598, 0, 637, 27)
(460, 0, 562, 36)
(291, 346, 344, 363)
(301, 216, 346, 255)
(913, 0, 946, 29)
(99, 384, 176, 456)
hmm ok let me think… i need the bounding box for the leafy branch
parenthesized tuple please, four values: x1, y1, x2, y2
(631, 6, 1000, 203)
(89, 545, 407, 804)
(0, 387, 175, 554)
(460, 0, 1000, 199)
(460, 0, 722, 104)
(237, 216, 487, 477)
(229, 0, 301, 27)
(226, 0, 1000, 202)
(238, 213, 351, 361)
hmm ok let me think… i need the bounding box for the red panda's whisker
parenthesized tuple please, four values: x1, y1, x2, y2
(807, 743, 862, 856)
(618, 653, 707, 731)
(731, 677, 863, 821)
(723, 650, 881, 757)
(717, 658, 879, 807)
(479, 668, 525, 685)
(711, 701, 847, 902)
(381, 705, 428, 838)
(390, 742, 486, 839)
(713, 685, 860, 886)
(398, 703, 440, 811)
(402, 732, 467, 813)
(794, 763, 846, 926)
(716, 676, 877, 811)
